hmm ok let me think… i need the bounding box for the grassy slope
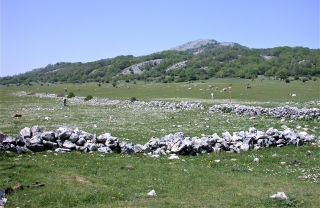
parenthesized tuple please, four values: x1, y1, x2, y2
(0, 78, 319, 207)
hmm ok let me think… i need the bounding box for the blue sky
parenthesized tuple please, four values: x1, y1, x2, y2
(1, 0, 319, 77)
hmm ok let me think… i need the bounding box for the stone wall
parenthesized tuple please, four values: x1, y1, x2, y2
(209, 104, 320, 120)
(0, 126, 318, 155)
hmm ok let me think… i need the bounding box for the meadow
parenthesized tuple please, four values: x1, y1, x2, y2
(0, 77, 320, 207)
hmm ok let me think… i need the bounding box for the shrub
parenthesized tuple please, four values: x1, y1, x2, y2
(67, 92, 75, 98)
(130, 97, 137, 102)
(285, 79, 290, 83)
(84, 95, 93, 101)
(222, 107, 232, 113)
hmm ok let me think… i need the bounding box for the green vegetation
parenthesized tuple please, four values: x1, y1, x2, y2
(84, 95, 93, 101)
(1, 44, 319, 85)
(0, 79, 319, 207)
(67, 92, 75, 98)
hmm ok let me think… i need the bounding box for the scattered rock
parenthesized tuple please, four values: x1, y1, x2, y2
(13, 183, 23, 191)
(270, 192, 288, 200)
(147, 189, 157, 197)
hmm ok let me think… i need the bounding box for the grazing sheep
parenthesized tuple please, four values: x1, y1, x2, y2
(12, 114, 22, 117)
(215, 87, 219, 91)
(246, 85, 252, 89)
(211, 93, 214, 99)
(188, 88, 192, 90)
(290, 93, 296, 97)
(63, 88, 67, 92)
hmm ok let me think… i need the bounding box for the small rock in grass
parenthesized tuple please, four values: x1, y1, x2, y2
(270, 192, 287, 200)
(168, 155, 179, 160)
(147, 189, 157, 197)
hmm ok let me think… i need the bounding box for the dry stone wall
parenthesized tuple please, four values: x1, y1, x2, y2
(209, 104, 320, 120)
(0, 126, 318, 155)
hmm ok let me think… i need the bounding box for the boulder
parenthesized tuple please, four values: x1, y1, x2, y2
(120, 142, 135, 154)
(97, 146, 113, 153)
(41, 131, 56, 141)
(27, 144, 45, 152)
(42, 140, 58, 150)
(63, 140, 76, 149)
(68, 132, 79, 143)
(20, 127, 31, 138)
(31, 125, 43, 136)
(97, 133, 112, 142)
(29, 135, 43, 144)
(75, 137, 86, 146)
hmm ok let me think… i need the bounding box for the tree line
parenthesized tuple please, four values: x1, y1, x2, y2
(1, 44, 319, 85)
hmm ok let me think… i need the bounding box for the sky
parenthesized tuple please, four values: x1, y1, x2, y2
(1, 0, 319, 77)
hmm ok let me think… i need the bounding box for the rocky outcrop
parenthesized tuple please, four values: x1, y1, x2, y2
(1, 126, 318, 155)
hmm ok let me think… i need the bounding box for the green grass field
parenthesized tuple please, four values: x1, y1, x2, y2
(1, 78, 320, 207)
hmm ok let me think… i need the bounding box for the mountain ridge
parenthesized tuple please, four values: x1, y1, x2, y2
(0, 39, 318, 84)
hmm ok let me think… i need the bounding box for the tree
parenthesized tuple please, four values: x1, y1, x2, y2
(276, 69, 288, 80)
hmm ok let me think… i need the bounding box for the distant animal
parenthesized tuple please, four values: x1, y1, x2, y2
(215, 87, 219, 91)
(290, 93, 296, 97)
(246, 86, 252, 89)
(12, 114, 22, 117)
(211, 93, 214, 99)
(127, 86, 130, 89)
(63, 88, 67, 92)
(220, 88, 227, 92)
(188, 88, 192, 90)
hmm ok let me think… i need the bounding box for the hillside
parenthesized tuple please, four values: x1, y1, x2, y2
(0, 39, 319, 85)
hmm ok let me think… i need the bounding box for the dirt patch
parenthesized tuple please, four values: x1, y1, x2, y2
(61, 175, 91, 184)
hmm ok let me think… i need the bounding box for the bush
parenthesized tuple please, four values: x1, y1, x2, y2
(84, 95, 93, 101)
(130, 97, 137, 102)
(67, 92, 75, 98)
(285, 79, 290, 83)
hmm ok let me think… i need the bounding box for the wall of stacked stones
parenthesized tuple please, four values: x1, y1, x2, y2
(209, 104, 320, 120)
(0, 125, 318, 155)
(3, 92, 319, 155)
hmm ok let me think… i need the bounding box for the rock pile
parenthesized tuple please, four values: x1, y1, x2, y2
(209, 104, 320, 120)
(1, 126, 318, 155)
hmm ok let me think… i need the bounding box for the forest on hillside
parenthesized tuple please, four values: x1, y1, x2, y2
(1, 44, 319, 85)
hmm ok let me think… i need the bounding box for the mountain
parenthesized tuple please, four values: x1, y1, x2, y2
(0, 39, 319, 85)
(169, 39, 245, 54)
